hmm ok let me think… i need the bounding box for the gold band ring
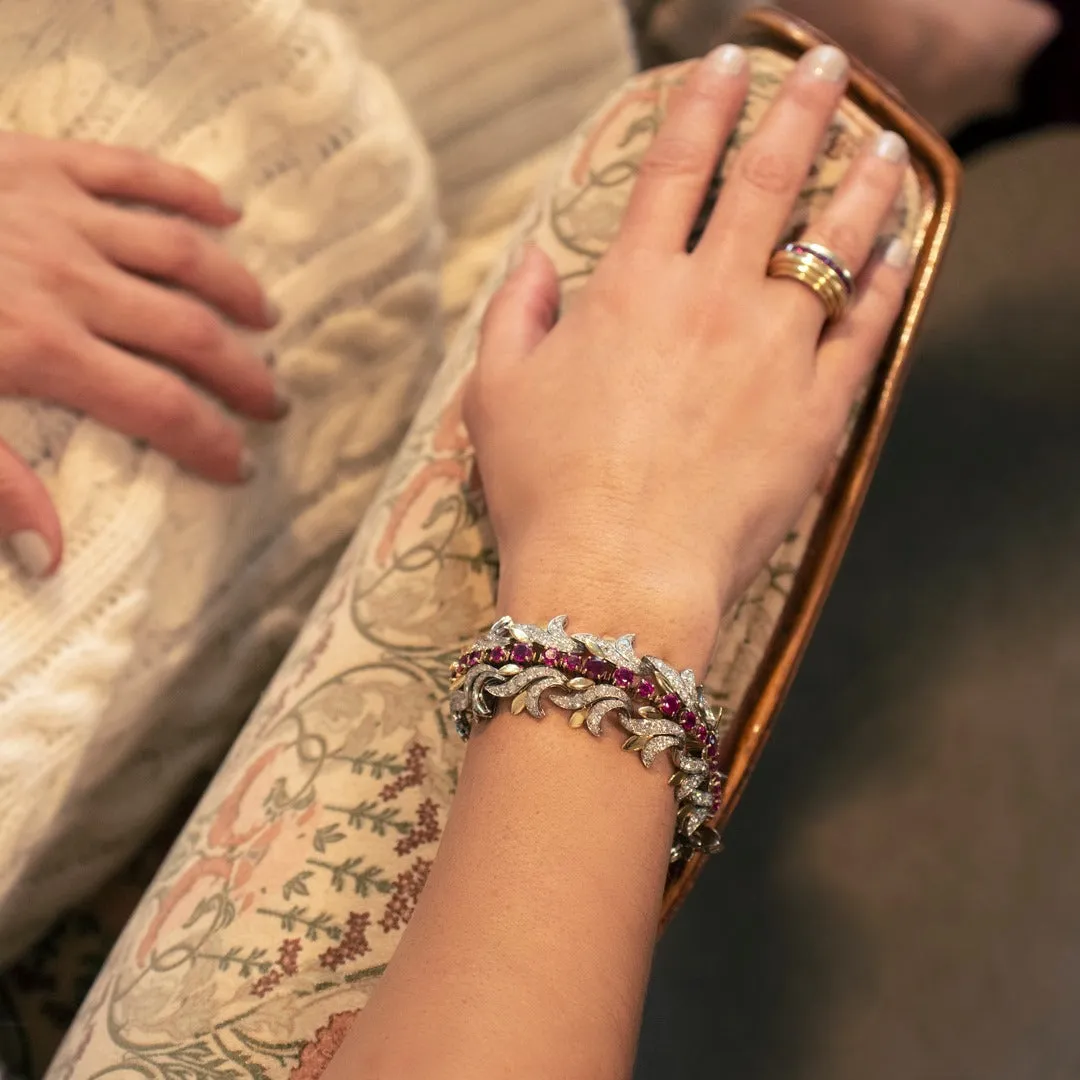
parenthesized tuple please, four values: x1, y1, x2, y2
(767, 242, 855, 322)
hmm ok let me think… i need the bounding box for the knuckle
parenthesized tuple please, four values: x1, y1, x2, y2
(784, 78, 838, 114)
(639, 135, 709, 181)
(738, 149, 800, 196)
(811, 220, 864, 260)
(158, 221, 204, 278)
(857, 161, 903, 199)
(147, 380, 201, 435)
(172, 304, 224, 356)
(10, 317, 68, 372)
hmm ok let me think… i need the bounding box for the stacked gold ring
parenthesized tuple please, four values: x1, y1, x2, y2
(767, 242, 855, 322)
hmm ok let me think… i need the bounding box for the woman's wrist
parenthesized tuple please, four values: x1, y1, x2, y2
(497, 553, 728, 675)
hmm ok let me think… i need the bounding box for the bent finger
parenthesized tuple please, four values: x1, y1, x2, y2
(56, 141, 241, 226)
(84, 269, 286, 423)
(0, 437, 62, 578)
(31, 332, 254, 485)
(815, 237, 913, 412)
(85, 205, 276, 329)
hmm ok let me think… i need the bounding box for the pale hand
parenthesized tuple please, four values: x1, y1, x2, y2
(0, 133, 283, 577)
(464, 45, 914, 672)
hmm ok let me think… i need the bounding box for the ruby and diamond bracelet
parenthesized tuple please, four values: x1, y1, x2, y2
(450, 616, 724, 862)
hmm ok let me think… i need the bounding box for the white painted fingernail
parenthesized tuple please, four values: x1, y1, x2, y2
(706, 44, 746, 76)
(883, 237, 911, 269)
(874, 131, 908, 164)
(8, 530, 53, 578)
(801, 45, 849, 82)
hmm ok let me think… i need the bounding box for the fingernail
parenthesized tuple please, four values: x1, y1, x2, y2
(706, 43, 746, 77)
(883, 236, 911, 269)
(239, 448, 257, 482)
(263, 298, 283, 326)
(8, 530, 53, 578)
(801, 45, 848, 82)
(874, 131, 908, 164)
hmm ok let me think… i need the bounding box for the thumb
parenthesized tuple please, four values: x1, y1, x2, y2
(0, 437, 62, 578)
(478, 244, 561, 367)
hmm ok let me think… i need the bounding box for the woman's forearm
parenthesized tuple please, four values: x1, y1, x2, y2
(323, 580, 721, 1080)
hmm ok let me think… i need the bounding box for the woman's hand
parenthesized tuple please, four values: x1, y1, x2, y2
(332, 45, 916, 1080)
(0, 133, 284, 577)
(465, 44, 913, 671)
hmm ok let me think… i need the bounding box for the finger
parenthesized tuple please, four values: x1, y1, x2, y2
(30, 331, 254, 485)
(615, 45, 750, 253)
(479, 246, 560, 365)
(86, 205, 277, 329)
(54, 141, 241, 226)
(84, 268, 287, 423)
(815, 237, 913, 411)
(0, 438, 61, 578)
(465, 245, 560, 442)
(701, 45, 850, 267)
(769, 129, 908, 329)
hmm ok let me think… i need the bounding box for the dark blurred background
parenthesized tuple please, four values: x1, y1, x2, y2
(638, 127, 1080, 1078)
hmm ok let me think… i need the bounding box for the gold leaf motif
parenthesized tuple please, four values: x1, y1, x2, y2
(622, 735, 649, 753)
(510, 626, 530, 643)
(639, 706, 660, 719)
(568, 711, 587, 729)
(510, 692, 529, 715)
(499, 664, 522, 676)
(567, 677, 594, 691)
(583, 638, 605, 657)
(653, 670, 674, 695)
(668, 771, 683, 787)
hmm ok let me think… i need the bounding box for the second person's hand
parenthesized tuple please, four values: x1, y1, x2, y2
(0, 133, 286, 577)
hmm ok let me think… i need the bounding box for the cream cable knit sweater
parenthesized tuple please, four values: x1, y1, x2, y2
(0, 0, 633, 961)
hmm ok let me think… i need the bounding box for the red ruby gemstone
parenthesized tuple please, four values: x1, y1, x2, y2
(541, 647, 560, 667)
(681, 709, 698, 730)
(613, 667, 635, 689)
(660, 694, 681, 717)
(692, 721, 708, 741)
(510, 643, 534, 664)
(489, 646, 507, 664)
(584, 657, 612, 680)
(467, 651, 482, 667)
(638, 679, 656, 699)
(560, 651, 583, 673)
